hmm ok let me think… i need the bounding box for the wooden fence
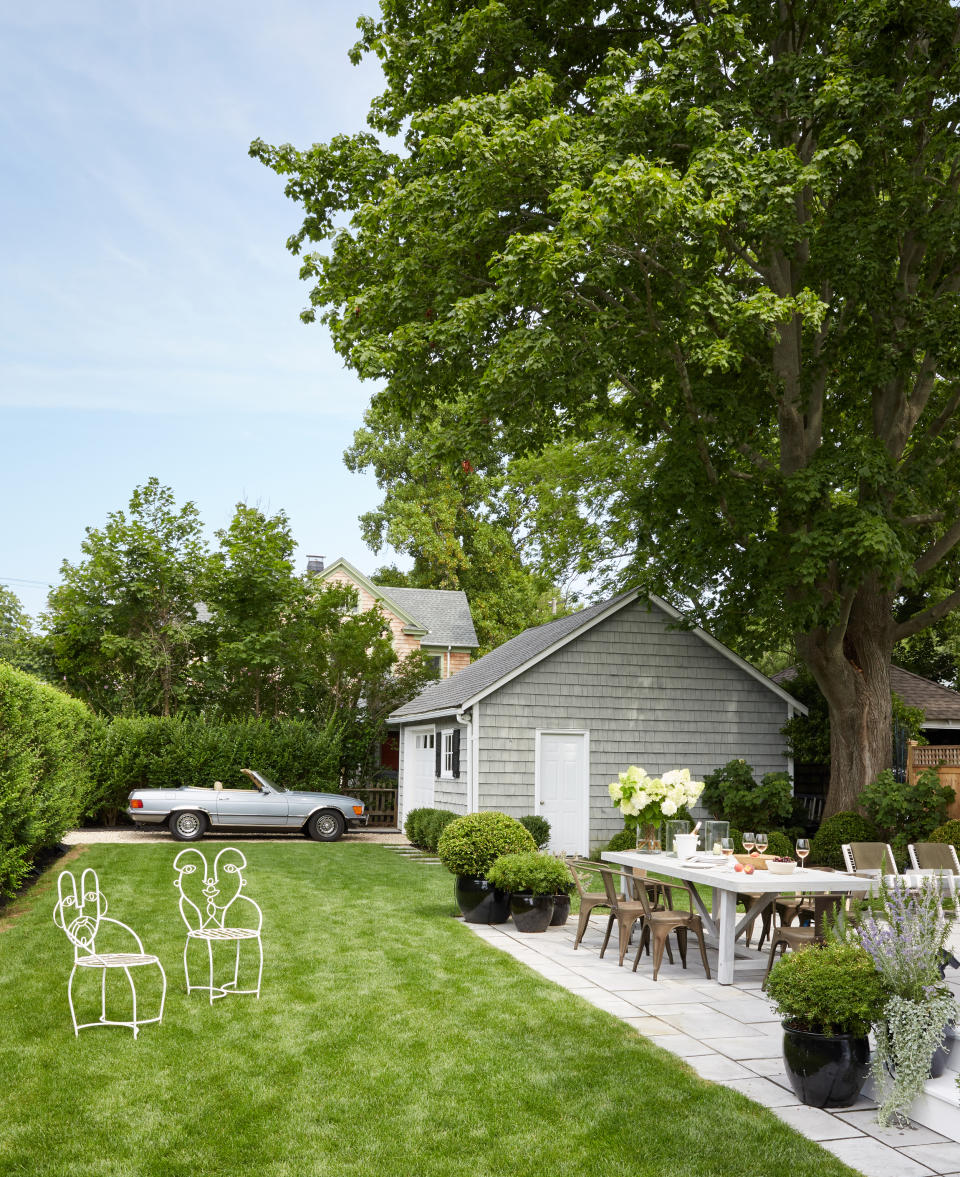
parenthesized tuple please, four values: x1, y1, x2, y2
(906, 741, 960, 820)
(349, 785, 398, 829)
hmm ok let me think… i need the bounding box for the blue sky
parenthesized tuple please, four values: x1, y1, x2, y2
(1, 0, 398, 618)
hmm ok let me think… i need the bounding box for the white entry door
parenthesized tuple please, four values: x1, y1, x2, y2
(536, 732, 589, 856)
(401, 727, 436, 823)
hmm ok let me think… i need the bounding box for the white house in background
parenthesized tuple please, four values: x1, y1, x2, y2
(388, 589, 806, 856)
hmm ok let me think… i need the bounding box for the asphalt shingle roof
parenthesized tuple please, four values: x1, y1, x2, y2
(773, 665, 960, 724)
(389, 592, 632, 719)
(377, 585, 478, 648)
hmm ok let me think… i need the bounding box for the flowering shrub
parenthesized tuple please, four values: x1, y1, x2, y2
(607, 766, 704, 830)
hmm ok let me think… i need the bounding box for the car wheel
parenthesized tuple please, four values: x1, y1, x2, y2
(169, 810, 206, 842)
(307, 810, 345, 842)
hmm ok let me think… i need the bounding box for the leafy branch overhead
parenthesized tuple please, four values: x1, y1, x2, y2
(253, 1, 960, 814)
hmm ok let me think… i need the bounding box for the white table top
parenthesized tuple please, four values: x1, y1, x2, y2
(601, 850, 875, 894)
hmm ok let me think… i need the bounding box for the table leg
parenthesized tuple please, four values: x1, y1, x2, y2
(716, 889, 737, 985)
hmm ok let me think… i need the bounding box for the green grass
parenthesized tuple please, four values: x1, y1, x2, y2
(0, 844, 862, 1177)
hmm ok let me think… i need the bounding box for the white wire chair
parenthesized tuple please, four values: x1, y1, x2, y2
(173, 847, 263, 1004)
(53, 868, 167, 1038)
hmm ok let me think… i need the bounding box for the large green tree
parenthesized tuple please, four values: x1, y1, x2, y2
(254, 0, 960, 815)
(347, 399, 572, 652)
(45, 479, 208, 716)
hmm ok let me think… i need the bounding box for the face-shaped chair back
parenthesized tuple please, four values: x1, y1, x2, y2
(173, 847, 253, 931)
(53, 870, 107, 955)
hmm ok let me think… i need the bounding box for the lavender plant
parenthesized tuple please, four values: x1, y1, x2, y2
(857, 879, 958, 1126)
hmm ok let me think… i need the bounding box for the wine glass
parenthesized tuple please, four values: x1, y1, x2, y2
(755, 833, 768, 857)
(742, 832, 756, 856)
(796, 838, 810, 870)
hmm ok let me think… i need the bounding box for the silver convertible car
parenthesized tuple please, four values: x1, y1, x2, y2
(127, 768, 367, 842)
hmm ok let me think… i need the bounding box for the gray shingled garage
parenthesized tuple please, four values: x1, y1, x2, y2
(389, 590, 806, 855)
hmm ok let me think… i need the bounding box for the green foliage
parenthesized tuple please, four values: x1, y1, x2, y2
(927, 820, 960, 856)
(254, 0, 960, 814)
(764, 832, 794, 858)
(86, 715, 342, 821)
(860, 769, 954, 862)
(486, 852, 574, 896)
(44, 478, 208, 718)
(702, 761, 793, 832)
(605, 827, 637, 853)
(809, 812, 882, 870)
(437, 811, 535, 878)
(0, 663, 100, 899)
(404, 807, 458, 852)
(766, 942, 888, 1037)
(0, 585, 46, 678)
(518, 815, 551, 850)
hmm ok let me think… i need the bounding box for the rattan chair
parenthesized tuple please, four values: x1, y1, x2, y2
(624, 870, 711, 981)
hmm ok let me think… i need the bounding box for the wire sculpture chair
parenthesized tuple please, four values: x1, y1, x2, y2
(173, 847, 263, 1004)
(53, 868, 167, 1038)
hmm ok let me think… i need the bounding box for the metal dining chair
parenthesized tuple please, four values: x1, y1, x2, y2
(621, 869, 711, 981)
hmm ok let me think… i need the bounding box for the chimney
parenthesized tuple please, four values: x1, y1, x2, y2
(306, 555, 325, 575)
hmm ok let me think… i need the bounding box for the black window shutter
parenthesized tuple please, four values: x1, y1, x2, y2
(435, 733, 442, 778)
(452, 729, 461, 779)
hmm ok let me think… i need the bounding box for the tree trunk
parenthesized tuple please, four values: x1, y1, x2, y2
(797, 580, 894, 817)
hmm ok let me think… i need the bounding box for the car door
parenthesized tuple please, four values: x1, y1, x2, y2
(215, 784, 288, 829)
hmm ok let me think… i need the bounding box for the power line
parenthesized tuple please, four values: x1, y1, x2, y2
(0, 576, 52, 587)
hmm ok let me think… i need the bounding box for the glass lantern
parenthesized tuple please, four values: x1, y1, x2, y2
(664, 820, 691, 855)
(703, 820, 730, 856)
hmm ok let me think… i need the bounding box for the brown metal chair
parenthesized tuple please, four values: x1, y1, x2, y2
(762, 923, 815, 987)
(623, 870, 711, 981)
(567, 859, 614, 950)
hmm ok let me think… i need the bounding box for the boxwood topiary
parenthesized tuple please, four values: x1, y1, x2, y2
(437, 811, 536, 878)
(766, 940, 887, 1035)
(765, 831, 794, 858)
(928, 819, 960, 856)
(809, 811, 881, 870)
(486, 852, 575, 896)
(519, 814, 551, 850)
(606, 827, 637, 852)
(422, 809, 458, 853)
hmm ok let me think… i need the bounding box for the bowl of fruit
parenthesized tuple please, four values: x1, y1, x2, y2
(766, 856, 796, 875)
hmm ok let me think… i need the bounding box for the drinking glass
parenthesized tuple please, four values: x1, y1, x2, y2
(742, 832, 756, 856)
(796, 838, 810, 870)
(719, 837, 734, 858)
(755, 833, 768, 856)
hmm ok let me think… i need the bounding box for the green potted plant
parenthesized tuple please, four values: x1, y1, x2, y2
(766, 940, 887, 1108)
(857, 878, 959, 1126)
(485, 852, 575, 932)
(437, 812, 536, 923)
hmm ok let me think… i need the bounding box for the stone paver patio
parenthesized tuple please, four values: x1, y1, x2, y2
(464, 911, 960, 1177)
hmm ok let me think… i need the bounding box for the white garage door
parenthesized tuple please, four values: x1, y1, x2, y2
(536, 731, 589, 856)
(402, 727, 436, 823)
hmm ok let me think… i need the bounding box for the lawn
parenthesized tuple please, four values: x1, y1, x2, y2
(0, 844, 861, 1177)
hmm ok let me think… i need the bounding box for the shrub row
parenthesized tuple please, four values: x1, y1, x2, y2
(404, 807, 458, 852)
(87, 714, 342, 819)
(0, 663, 99, 899)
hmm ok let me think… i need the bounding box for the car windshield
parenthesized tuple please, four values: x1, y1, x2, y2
(246, 771, 286, 793)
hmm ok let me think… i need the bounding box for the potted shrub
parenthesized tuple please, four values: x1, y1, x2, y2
(766, 940, 887, 1108)
(486, 853, 575, 932)
(857, 878, 959, 1126)
(437, 812, 535, 923)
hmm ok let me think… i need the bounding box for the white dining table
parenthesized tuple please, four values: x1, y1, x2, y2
(601, 849, 874, 984)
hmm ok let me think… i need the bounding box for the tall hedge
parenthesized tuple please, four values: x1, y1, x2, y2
(87, 714, 343, 819)
(0, 662, 100, 899)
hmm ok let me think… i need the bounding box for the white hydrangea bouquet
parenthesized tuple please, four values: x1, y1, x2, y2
(608, 766, 705, 849)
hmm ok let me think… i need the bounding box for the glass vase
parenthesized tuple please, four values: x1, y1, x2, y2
(636, 822, 662, 853)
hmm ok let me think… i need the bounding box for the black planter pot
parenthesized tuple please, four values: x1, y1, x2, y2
(454, 876, 511, 924)
(510, 893, 555, 933)
(782, 1025, 870, 1108)
(549, 894, 571, 926)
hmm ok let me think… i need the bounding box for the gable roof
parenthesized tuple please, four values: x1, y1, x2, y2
(389, 590, 805, 722)
(318, 557, 477, 648)
(379, 586, 478, 648)
(772, 664, 960, 726)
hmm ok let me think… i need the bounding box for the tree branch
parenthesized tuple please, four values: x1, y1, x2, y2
(894, 586, 960, 641)
(913, 517, 960, 577)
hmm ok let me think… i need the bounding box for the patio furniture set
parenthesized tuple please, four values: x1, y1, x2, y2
(52, 846, 263, 1038)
